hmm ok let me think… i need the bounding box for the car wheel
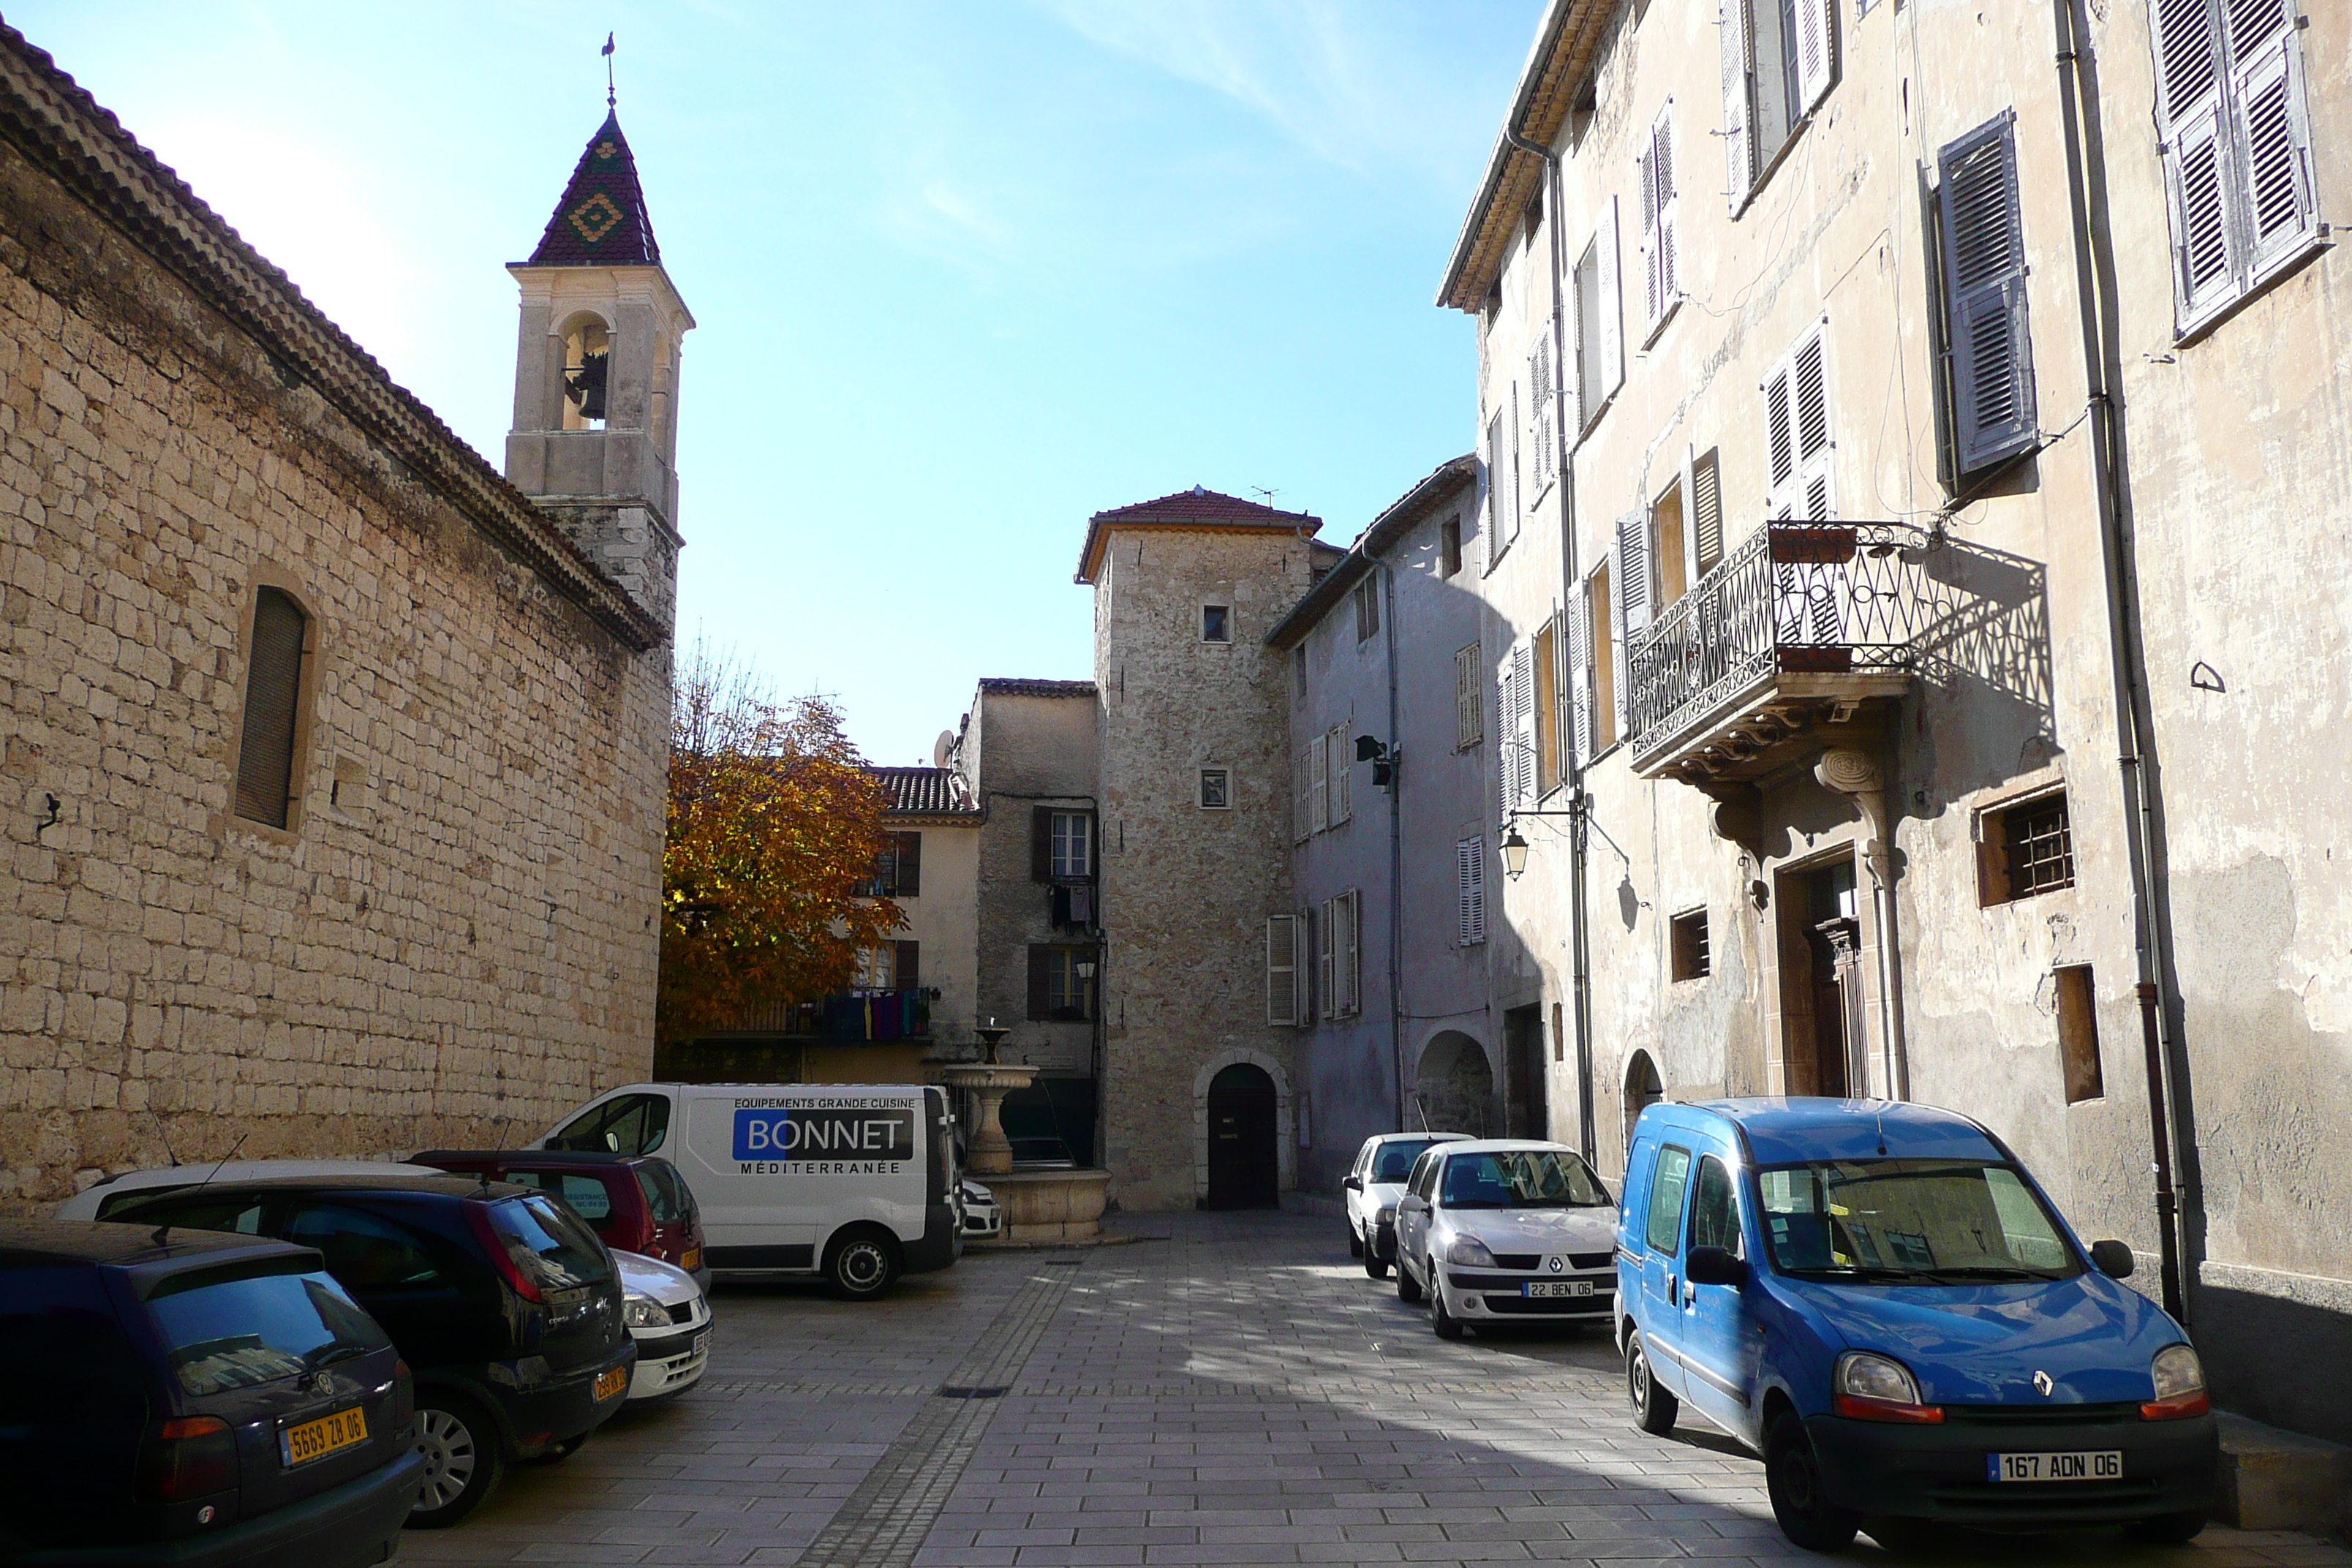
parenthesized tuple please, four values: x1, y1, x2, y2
(1432, 1284, 1466, 1340)
(1363, 1243, 1389, 1280)
(409, 1392, 505, 1529)
(824, 1225, 903, 1300)
(1625, 1330, 1679, 1436)
(2123, 1511, 2208, 1545)
(1765, 1409, 1859, 1552)
(1395, 1251, 1425, 1304)
(1347, 1221, 1364, 1259)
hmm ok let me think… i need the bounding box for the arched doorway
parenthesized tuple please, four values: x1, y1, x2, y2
(1205, 1064, 1278, 1209)
(1412, 1030, 1495, 1137)
(1624, 1051, 1664, 1156)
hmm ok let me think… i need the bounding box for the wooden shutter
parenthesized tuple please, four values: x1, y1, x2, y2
(233, 587, 307, 829)
(892, 831, 922, 897)
(894, 941, 921, 990)
(1293, 743, 1312, 842)
(1455, 644, 1482, 749)
(1341, 891, 1362, 1016)
(1793, 329, 1834, 519)
(1692, 448, 1725, 573)
(1026, 944, 1051, 1019)
(1597, 196, 1624, 398)
(2155, 0, 2236, 325)
(1533, 621, 1558, 790)
(1267, 913, 1300, 1027)
(1309, 731, 1329, 832)
(1511, 644, 1535, 811)
(1795, 0, 1835, 115)
(1483, 410, 1508, 568)
(1640, 108, 1678, 335)
(1939, 116, 2038, 475)
(1505, 385, 1523, 546)
(1030, 807, 1052, 881)
(2228, 0, 2318, 275)
(1316, 900, 1335, 1021)
(1458, 837, 1487, 946)
(1721, 0, 1755, 206)
(1639, 136, 1660, 331)
(1764, 353, 1797, 515)
(1330, 724, 1352, 826)
(1616, 510, 1654, 643)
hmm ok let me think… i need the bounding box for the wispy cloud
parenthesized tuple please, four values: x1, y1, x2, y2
(1028, 0, 1496, 184)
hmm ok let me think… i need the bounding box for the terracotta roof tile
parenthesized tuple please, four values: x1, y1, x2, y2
(864, 766, 979, 817)
(976, 677, 1096, 698)
(1077, 486, 1323, 583)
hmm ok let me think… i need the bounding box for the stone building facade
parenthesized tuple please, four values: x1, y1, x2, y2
(0, 27, 682, 1205)
(1438, 0, 2350, 1444)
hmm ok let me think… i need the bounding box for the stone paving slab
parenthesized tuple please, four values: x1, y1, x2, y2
(397, 1210, 2350, 1568)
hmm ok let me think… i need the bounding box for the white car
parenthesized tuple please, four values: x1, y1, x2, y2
(53, 1158, 443, 1220)
(1341, 1132, 1470, 1278)
(616, 1248, 712, 1403)
(1392, 1140, 1619, 1340)
(960, 1178, 1002, 1238)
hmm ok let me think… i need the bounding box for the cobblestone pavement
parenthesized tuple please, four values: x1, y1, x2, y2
(399, 1211, 2350, 1567)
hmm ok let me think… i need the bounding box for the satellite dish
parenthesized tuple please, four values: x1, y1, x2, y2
(932, 731, 957, 769)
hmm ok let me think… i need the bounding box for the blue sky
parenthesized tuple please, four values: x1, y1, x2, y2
(12, 1, 1538, 764)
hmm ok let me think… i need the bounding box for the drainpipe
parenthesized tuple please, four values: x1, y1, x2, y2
(2053, 0, 2190, 1322)
(1382, 559, 1408, 1133)
(1503, 125, 1598, 1164)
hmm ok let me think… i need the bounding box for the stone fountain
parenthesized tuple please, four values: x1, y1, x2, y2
(939, 1020, 1109, 1244)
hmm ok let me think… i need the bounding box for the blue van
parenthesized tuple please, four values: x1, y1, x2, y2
(1616, 1098, 2216, 1550)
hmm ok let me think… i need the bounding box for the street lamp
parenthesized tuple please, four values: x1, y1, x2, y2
(1501, 826, 1531, 880)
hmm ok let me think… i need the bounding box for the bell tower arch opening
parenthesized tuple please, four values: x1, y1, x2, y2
(559, 312, 612, 430)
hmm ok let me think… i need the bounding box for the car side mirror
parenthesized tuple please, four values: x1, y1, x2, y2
(1342, 1176, 1362, 1192)
(2089, 1240, 2135, 1279)
(1398, 1194, 1425, 1213)
(1686, 1245, 1747, 1287)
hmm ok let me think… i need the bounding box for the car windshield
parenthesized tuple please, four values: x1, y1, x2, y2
(1439, 1150, 1612, 1209)
(145, 1264, 389, 1397)
(487, 1194, 613, 1292)
(1755, 1158, 2079, 1282)
(1371, 1139, 1445, 1182)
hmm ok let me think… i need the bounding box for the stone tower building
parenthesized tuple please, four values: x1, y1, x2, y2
(1078, 489, 1335, 1210)
(503, 111, 693, 628)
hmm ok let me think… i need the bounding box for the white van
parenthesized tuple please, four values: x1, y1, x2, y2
(536, 1083, 960, 1299)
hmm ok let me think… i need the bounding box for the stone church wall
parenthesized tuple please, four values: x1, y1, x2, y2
(0, 125, 666, 1206)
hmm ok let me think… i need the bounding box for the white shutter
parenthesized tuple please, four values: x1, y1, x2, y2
(1330, 723, 1352, 825)
(1506, 384, 1523, 546)
(2228, 5, 2318, 276)
(1639, 139, 1659, 332)
(1343, 890, 1362, 1015)
(1654, 111, 1679, 314)
(1793, 328, 1834, 519)
(1608, 532, 1632, 743)
(1720, 0, 1755, 207)
(1598, 196, 1624, 398)
(1496, 655, 1518, 823)
(1309, 731, 1329, 832)
(1458, 837, 1487, 946)
(1512, 644, 1536, 812)
(1615, 512, 1651, 745)
(2154, 0, 2237, 326)
(1795, 0, 1834, 115)
(1527, 339, 1555, 495)
(1763, 351, 1797, 516)
(1567, 252, 1588, 433)
(1316, 900, 1334, 1022)
(1567, 589, 1594, 766)
(1267, 913, 1300, 1026)
(1482, 410, 1507, 569)
(1455, 644, 1482, 748)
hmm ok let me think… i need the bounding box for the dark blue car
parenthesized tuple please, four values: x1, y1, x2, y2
(1615, 1098, 2217, 1550)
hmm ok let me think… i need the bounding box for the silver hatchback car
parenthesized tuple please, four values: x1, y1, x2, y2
(1393, 1140, 1618, 1339)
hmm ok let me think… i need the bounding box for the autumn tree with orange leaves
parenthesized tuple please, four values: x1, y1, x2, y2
(656, 649, 900, 1049)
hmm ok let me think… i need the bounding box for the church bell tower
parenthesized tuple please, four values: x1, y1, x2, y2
(505, 107, 694, 631)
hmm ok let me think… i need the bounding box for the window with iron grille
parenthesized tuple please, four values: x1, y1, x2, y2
(1981, 789, 2075, 904)
(1670, 909, 1711, 981)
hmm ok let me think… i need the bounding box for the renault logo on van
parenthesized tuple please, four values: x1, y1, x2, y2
(2032, 1370, 2055, 1398)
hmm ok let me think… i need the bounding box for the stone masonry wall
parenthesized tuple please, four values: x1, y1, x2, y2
(1095, 529, 1315, 1209)
(0, 137, 667, 1208)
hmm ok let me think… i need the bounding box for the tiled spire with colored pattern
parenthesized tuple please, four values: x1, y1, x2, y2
(523, 110, 660, 266)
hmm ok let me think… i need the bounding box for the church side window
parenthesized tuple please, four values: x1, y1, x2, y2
(233, 587, 309, 829)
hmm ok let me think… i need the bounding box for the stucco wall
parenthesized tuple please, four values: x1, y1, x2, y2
(0, 132, 667, 1207)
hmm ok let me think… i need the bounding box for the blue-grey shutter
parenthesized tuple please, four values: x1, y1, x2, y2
(1938, 114, 2036, 475)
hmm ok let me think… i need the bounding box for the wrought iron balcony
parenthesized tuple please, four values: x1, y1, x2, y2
(1626, 521, 1939, 785)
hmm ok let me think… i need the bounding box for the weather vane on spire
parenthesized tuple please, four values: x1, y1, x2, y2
(603, 31, 616, 107)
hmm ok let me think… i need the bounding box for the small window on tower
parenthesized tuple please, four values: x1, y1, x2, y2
(1198, 769, 1231, 810)
(562, 317, 611, 430)
(1202, 604, 1232, 643)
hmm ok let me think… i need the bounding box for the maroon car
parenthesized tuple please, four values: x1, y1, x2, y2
(410, 1152, 706, 1286)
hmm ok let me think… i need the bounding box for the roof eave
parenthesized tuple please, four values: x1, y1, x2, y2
(1264, 456, 1479, 650)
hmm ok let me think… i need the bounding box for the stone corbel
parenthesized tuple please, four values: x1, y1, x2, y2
(1814, 748, 1890, 887)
